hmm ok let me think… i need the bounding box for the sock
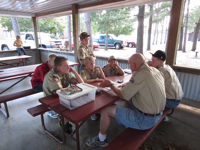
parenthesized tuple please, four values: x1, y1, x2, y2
(98, 132, 106, 142)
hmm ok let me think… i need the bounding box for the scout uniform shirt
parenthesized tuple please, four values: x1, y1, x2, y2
(121, 63, 166, 114)
(102, 64, 119, 77)
(14, 40, 22, 48)
(158, 64, 184, 100)
(78, 43, 95, 64)
(80, 67, 101, 80)
(43, 69, 77, 96)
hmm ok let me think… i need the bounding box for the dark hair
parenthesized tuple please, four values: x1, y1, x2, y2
(54, 56, 68, 73)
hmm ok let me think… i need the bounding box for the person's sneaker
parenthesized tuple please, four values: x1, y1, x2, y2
(58, 121, 72, 134)
(48, 110, 58, 119)
(91, 114, 98, 121)
(163, 116, 169, 122)
(86, 136, 108, 147)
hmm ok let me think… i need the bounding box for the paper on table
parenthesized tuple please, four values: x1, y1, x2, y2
(123, 69, 132, 74)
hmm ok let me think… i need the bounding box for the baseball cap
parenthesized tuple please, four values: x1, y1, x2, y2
(151, 50, 166, 61)
(80, 32, 90, 39)
(108, 55, 116, 61)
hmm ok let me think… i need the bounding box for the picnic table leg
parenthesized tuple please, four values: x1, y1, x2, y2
(75, 124, 80, 150)
(0, 102, 9, 118)
(41, 114, 66, 144)
(0, 74, 30, 94)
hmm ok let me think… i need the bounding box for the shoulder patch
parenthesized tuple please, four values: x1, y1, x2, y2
(129, 77, 135, 83)
(52, 73, 58, 77)
(79, 49, 83, 52)
(52, 78, 58, 81)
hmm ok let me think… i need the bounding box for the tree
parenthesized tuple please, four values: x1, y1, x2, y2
(11, 17, 20, 36)
(91, 7, 134, 50)
(189, 6, 200, 51)
(183, 0, 190, 52)
(0, 17, 65, 34)
(84, 12, 93, 50)
(178, 0, 186, 50)
(147, 4, 153, 50)
(136, 5, 145, 54)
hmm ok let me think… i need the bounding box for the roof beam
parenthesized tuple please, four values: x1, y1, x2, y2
(0, 10, 35, 18)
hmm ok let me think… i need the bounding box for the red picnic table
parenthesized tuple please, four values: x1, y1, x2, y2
(0, 55, 32, 67)
(0, 61, 79, 94)
(38, 73, 132, 150)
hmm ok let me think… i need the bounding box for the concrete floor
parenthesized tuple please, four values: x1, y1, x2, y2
(0, 77, 200, 150)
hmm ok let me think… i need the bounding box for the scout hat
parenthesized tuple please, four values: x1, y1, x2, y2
(151, 50, 166, 61)
(80, 32, 90, 39)
(108, 55, 116, 61)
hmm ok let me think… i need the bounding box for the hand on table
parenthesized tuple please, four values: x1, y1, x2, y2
(95, 79, 104, 82)
(99, 79, 112, 88)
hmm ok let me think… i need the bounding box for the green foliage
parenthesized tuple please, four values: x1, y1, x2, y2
(38, 18, 65, 33)
(0, 17, 66, 33)
(91, 7, 134, 36)
(188, 6, 200, 31)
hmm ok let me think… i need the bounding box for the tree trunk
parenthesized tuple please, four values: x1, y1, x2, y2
(178, 0, 186, 50)
(105, 30, 108, 50)
(84, 12, 93, 50)
(152, 23, 157, 45)
(11, 17, 20, 36)
(160, 20, 164, 44)
(147, 4, 153, 50)
(191, 18, 200, 51)
(68, 15, 72, 51)
(136, 5, 145, 54)
(155, 23, 159, 45)
(183, 0, 190, 52)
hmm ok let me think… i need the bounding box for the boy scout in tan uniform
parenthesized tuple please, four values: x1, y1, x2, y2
(43, 56, 84, 133)
(80, 56, 105, 83)
(43, 69, 78, 96)
(148, 50, 184, 108)
(102, 56, 124, 77)
(85, 54, 166, 148)
(78, 32, 96, 71)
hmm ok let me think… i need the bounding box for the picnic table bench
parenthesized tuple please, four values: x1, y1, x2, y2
(0, 55, 32, 67)
(103, 108, 172, 150)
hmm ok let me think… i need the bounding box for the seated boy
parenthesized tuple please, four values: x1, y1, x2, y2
(80, 56, 105, 83)
(80, 56, 105, 120)
(43, 56, 84, 133)
(102, 56, 124, 77)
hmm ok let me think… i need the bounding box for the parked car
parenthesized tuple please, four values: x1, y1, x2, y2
(93, 34, 127, 50)
(127, 42, 136, 48)
(71, 41, 99, 49)
(118, 35, 136, 48)
(0, 32, 64, 51)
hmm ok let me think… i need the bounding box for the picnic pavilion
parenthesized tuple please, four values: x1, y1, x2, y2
(0, 0, 199, 150)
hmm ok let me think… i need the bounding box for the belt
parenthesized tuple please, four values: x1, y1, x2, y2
(137, 108, 161, 117)
(167, 99, 181, 102)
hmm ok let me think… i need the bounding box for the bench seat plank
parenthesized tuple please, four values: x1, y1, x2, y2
(103, 108, 171, 150)
(27, 104, 50, 117)
(0, 89, 37, 103)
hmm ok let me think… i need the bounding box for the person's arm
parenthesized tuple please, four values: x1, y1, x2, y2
(115, 62, 124, 75)
(100, 79, 124, 99)
(84, 78, 104, 84)
(95, 65, 105, 79)
(70, 67, 84, 83)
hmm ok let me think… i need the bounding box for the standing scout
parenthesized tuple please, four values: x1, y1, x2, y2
(148, 50, 184, 108)
(43, 56, 84, 133)
(102, 55, 124, 77)
(78, 32, 96, 71)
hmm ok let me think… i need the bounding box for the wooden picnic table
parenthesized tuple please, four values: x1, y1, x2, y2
(39, 73, 132, 150)
(0, 61, 79, 94)
(0, 55, 32, 66)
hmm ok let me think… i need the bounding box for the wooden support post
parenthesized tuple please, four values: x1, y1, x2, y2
(72, 4, 79, 71)
(32, 17, 41, 63)
(166, 0, 185, 66)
